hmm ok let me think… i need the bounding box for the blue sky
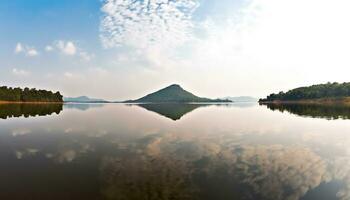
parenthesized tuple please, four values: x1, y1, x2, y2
(0, 0, 100, 44)
(0, 1, 100, 85)
(1, 0, 350, 100)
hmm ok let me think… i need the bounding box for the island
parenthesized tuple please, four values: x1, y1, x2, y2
(0, 86, 63, 103)
(259, 82, 350, 105)
(124, 84, 232, 103)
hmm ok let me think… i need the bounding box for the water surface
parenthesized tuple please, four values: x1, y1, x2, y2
(1, 103, 350, 200)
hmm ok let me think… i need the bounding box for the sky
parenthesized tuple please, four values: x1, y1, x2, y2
(1, 0, 350, 101)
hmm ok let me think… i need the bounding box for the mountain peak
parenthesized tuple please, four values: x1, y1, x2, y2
(166, 84, 182, 89)
(126, 84, 232, 103)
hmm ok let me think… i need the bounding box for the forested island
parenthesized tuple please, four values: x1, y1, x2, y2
(259, 82, 350, 104)
(0, 86, 63, 102)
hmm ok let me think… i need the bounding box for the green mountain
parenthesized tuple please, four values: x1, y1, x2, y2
(126, 84, 232, 103)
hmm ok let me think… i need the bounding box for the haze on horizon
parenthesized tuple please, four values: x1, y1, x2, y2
(1, 0, 350, 101)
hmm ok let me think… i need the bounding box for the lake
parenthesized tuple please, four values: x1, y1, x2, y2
(1, 103, 350, 200)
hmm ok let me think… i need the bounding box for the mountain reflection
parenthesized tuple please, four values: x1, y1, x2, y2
(0, 103, 62, 119)
(135, 103, 211, 120)
(64, 103, 104, 111)
(262, 103, 350, 120)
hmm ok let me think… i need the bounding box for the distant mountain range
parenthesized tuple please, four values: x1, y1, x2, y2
(221, 96, 258, 102)
(64, 96, 108, 103)
(125, 84, 232, 103)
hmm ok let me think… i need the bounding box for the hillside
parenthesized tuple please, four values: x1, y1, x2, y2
(126, 84, 232, 103)
(259, 82, 350, 103)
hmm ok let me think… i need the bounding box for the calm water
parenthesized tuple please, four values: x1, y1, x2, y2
(1, 103, 350, 200)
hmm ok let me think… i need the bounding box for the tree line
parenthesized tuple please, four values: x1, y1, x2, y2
(0, 86, 63, 102)
(259, 82, 350, 102)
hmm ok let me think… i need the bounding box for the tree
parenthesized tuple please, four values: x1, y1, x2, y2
(0, 86, 63, 102)
(260, 82, 350, 102)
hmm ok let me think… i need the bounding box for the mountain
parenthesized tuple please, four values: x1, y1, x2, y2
(125, 84, 232, 103)
(222, 96, 258, 102)
(64, 96, 108, 103)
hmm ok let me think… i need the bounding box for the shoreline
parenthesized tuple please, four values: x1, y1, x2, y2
(0, 101, 63, 104)
(259, 97, 350, 106)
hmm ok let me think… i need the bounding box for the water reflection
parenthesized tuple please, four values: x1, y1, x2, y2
(262, 103, 350, 120)
(134, 103, 250, 121)
(227, 102, 256, 108)
(64, 103, 104, 111)
(98, 136, 350, 200)
(135, 103, 211, 120)
(0, 104, 350, 199)
(0, 103, 62, 119)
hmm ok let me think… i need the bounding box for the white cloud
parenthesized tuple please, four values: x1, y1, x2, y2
(49, 40, 94, 61)
(230, 0, 350, 90)
(55, 40, 77, 55)
(14, 43, 39, 57)
(14, 43, 23, 53)
(12, 128, 31, 137)
(64, 72, 74, 78)
(12, 68, 30, 76)
(45, 45, 54, 52)
(79, 51, 94, 61)
(100, 0, 199, 49)
(26, 48, 39, 56)
(233, 0, 350, 67)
